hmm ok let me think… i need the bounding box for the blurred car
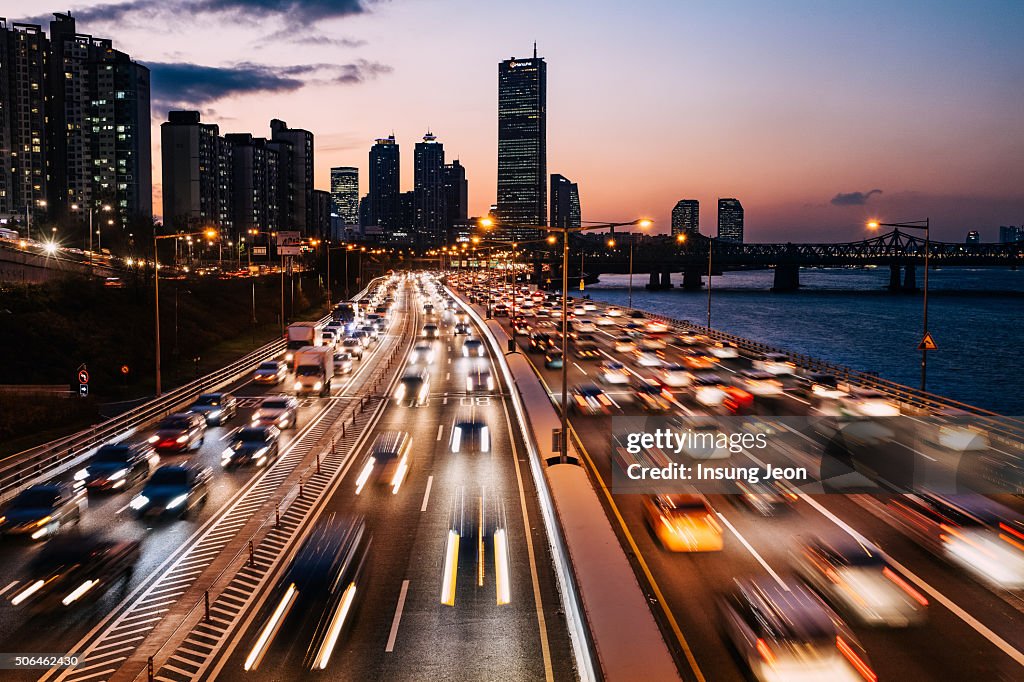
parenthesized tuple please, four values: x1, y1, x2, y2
(571, 384, 615, 415)
(692, 373, 728, 407)
(632, 379, 673, 412)
(253, 360, 288, 384)
(635, 351, 664, 368)
(454, 322, 470, 335)
(394, 370, 430, 406)
(613, 336, 637, 353)
(462, 338, 486, 357)
(659, 364, 693, 388)
(599, 361, 630, 385)
(708, 341, 740, 359)
(680, 350, 717, 370)
(752, 352, 794, 376)
(723, 386, 756, 415)
(643, 494, 723, 551)
(355, 432, 413, 495)
(75, 441, 156, 492)
(130, 464, 211, 519)
(732, 477, 797, 516)
(718, 577, 875, 682)
(544, 350, 564, 369)
(252, 396, 299, 430)
(9, 534, 140, 609)
(528, 332, 555, 353)
(466, 367, 495, 392)
(450, 418, 491, 453)
(333, 352, 354, 375)
(421, 323, 440, 339)
(574, 342, 601, 361)
(638, 336, 668, 352)
(148, 412, 207, 452)
(793, 536, 928, 627)
(595, 315, 615, 327)
(221, 426, 281, 468)
(320, 329, 337, 347)
(842, 389, 901, 417)
(188, 392, 238, 425)
(409, 341, 435, 364)
(341, 337, 364, 359)
(350, 330, 371, 347)
(243, 515, 369, 672)
(0, 482, 86, 540)
(736, 371, 784, 397)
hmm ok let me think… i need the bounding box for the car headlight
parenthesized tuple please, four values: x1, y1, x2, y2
(129, 495, 149, 510)
(167, 494, 188, 510)
(251, 412, 261, 421)
(222, 447, 234, 458)
(108, 468, 128, 481)
(313, 381, 322, 391)
(176, 435, 189, 444)
(254, 447, 269, 458)
(148, 435, 159, 443)
(74, 468, 89, 481)
(394, 384, 407, 401)
(294, 381, 303, 390)
(209, 410, 222, 419)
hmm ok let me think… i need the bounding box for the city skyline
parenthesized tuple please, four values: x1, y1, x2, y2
(3, 1, 1024, 241)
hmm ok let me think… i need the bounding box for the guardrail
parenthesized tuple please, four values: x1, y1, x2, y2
(0, 276, 388, 504)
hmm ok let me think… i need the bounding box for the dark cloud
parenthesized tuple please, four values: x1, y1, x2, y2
(830, 189, 883, 206)
(334, 60, 393, 83)
(26, 0, 374, 26)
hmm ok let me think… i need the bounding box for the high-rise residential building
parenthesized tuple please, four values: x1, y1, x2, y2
(358, 194, 370, 232)
(161, 111, 234, 234)
(671, 199, 699, 236)
(550, 174, 580, 229)
(717, 198, 744, 243)
(0, 20, 48, 225)
(965, 230, 981, 245)
(311, 189, 332, 239)
(396, 190, 415, 245)
(270, 119, 314, 234)
(225, 133, 282, 235)
(330, 166, 359, 226)
(443, 159, 468, 241)
(496, 48, 547, 240)
(999, 225, 1023, 243)
(368, 135, 400, 236)
(414, 132, 446, 248)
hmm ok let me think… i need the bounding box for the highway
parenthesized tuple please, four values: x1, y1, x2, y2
(456, 271, 1024, 682)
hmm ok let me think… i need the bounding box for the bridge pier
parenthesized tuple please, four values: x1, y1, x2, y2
(660, 270, 673, 289)
(903, 264, 917, 291)
(681, 267, 704, 290)
(771, 264, 800, 291)
(888, 264, 902, 291)
(645, 271, 672, 290)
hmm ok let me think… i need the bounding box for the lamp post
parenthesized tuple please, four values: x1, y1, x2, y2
(706, 235, 714, 329)
(71, 202, 111, 272)
(155, 228, 217, 396)
(868, 219, 932, 391)
(478, 216, 652, 463)
(25, 199, 46, 241)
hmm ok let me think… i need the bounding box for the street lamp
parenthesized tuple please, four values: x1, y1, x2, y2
(155, 228, 217, 396)
(478, 216, 652, 464)
(71, 202, 112, 272)
(868, 218, 932, 391)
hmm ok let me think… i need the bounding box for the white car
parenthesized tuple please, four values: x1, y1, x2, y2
(606, 307, 622, 317)
(251, 396, 299, 430)
(462, 338, 486, 357)
(636, 352, 665, 368)
(613, 337, 637, 353)
(737, 371, 784, 397)
(583, 302, 597, 312)
(599, 361, 630, 385)
(708, 342, 740, 359)
(659, 364, 693, 387)
(595, 316, 615, 327)
(752, 352, 793, 375)
(409, 342, 435, 364)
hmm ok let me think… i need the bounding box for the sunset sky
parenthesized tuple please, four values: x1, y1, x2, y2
(8, 0, 1024, 241)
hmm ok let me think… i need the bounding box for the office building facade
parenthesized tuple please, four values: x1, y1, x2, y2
(671, 199, 699, 236)
(414, 131, 446, 248)
(717, 198, 744, 243)
(330, 166, 359, 226)
(550, 174, 580, 229)
(443, 159, 468, 241)
(368, 135, 400, 237)
(161, 111, 233, 234)
(496, 51, 546, 239)
(999, 225, 1023, 243)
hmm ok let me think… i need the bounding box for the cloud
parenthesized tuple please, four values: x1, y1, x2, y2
(28, 0, 375, 25)
(830, 188, 883, 206)
(146, 60, 391, 111)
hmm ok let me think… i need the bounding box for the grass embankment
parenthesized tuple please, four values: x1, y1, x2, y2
(0, 272, 328, 454)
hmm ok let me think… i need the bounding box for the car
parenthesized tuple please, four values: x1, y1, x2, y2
(731, 477, 797, 516)
(692, 374, 729, 407)
(680, 350, 717, 369)
(252, 396, 299, 429)
(320, 329, 337, 347)
(341, 337, 364, 359)
(718, 577, 875, 682)
(462, 338, 486, 357)
(394, 370, 430, 406)
(631, 379, 673, 412)
(708, 341, 740, 359)
(188, 392, 238, 425)
(350, 330, 371, 348)
(0, 483, 86, 540)
(635, 351, 665, 368)
(8, 533, 140, 609)
(333, 352, 354, 374)
(450, 418, 491, 453)
(595, 315, 615, 327)
(355, 432, 413, 495)
(599, 361, 630, 385)
(453, 322, 470, 335)
(792, 536, 928, 627)
(130, 464, 211, 519)
(571, 384, 615, 415)
(723, 386, 756, 414)
(752, 352, 794, 375)
(736, 370, 784, 397)
(574, 342, 601, 361)
(359, 324, 379, 341)
(643, 494, 723, 551)
(659, 364, 693, 388)
(544, 350, 565, 369)
(493, 304, 509, 317)
(613, 336, 637, 353)
(528, 332, 555, 353)
(74, 442, 157, 492)
(409, 341, 435, 364)
(221, 426, 281, 468)
(466, 368, 495, 392)
(148, 412, 207, 452)
(253, 360, 288, 384)
(583, 302, 597, 312)
(606, 306, 622, 317)
(421, 323, 441, 339)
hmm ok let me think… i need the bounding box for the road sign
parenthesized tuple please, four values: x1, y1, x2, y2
(252, 246, 267, 256)
(79, 384, 89, 398)
(120, 365, 130, 375)
(917, 332, 938, 351)
(78, 369, 90, 384)
(276, 231, 301, 256)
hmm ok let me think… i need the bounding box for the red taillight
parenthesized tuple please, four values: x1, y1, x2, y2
(755, 638, 776, 665)
(882, 566, 929, 606)
(836, 636, 877, 682)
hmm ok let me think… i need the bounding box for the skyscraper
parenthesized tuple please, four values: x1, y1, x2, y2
(330, 167, 359, 226)
(161, 111, 234, 234)
(368, 135, 400, 237)
(414, 131, 446, 248)
(550, 174, 581, 229)
(999, 225, 1023, 243)
(496, 48, 547, 239)
(443, 160, 468, 240)
(270, 119, 314, 234)
(717, 198, 744, 243)
(671, 199, 699, 236)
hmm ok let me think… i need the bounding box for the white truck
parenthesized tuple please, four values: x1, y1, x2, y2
(292, 346, 334, 397)
(285, 322, 321, 363)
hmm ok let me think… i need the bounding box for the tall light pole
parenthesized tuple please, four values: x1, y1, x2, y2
(706, 235, 714, 329)
(71, 203, 111, 272)
(478, 216, 651, 463)
(868, 219, 932, 391)
(155, 228, 217, 396)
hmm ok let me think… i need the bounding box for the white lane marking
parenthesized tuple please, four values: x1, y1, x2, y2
(219, 426, 241, 442)
(436, 424, 444, 441)
(385, 580, 411, 652)
(800, 493, 1024, 667)
(573, 362, 588, 376)
(442, 397, 448, 405)
(446, 372, 451, 381)
(421, 476, 434, 512)
(115, 502, 131, 515)
(715, 512, 789, 589)
(0, 580, 19, 597)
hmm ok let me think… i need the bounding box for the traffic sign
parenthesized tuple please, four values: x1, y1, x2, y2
(276, 231, 301, 256)
(917, 332, 938, 351)
(252, 246, 267, 256)
(79, 384, 89, 398)
(78, 369, 90, 384)
(120, 365, 130, 375)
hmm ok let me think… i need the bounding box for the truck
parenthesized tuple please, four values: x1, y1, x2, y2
(292, 346, 334, 397)
(285, 322, 321, 363)
(332, 303, 356, 323)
